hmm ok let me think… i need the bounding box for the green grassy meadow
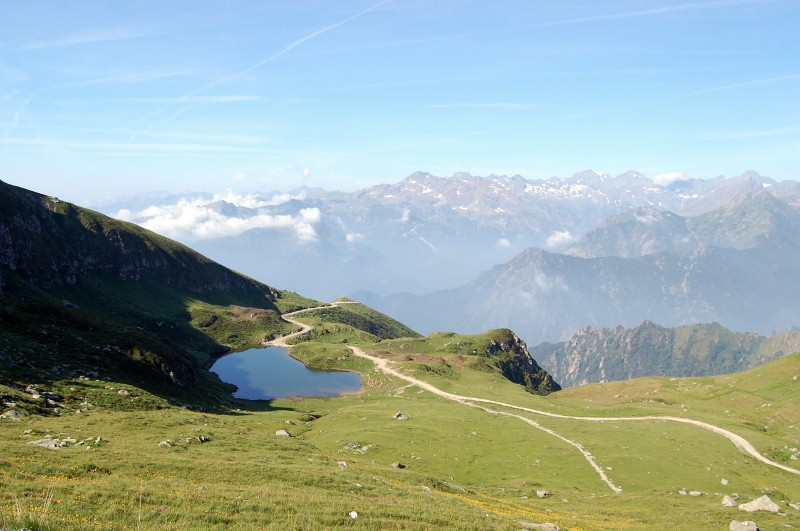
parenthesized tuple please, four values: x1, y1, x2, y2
(2, 310, 799, 529)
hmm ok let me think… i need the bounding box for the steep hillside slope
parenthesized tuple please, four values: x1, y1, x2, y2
(0, 180, 303, 403)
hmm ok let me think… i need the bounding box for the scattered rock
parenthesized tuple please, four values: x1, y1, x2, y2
(349, 511, 358, 519)
(722, 478, 730, 486)
(284, 420, 294, 425)
(729, 521, 758, 531)
(337, 461, 348, 469)
(117, 389, 129, 396)
(275, 429, 291, 437)
(520, 522, 560, 531)
(391, 462, 405, 469)
(420, 486, 431, 493)
(678, 490, 687, 496)
(536, 489, 551, 499)
(392, 411, 408, 420)
(0, 409, 23, 421)
(738, 495, 780, 513)
(723, 495, 738, 507)
(789, 502, 800, 511)
(689, 491, 702, 497)
(158, 440, 173, 447)
(28, 438, 68, 449)
(195, 435, 210, 443)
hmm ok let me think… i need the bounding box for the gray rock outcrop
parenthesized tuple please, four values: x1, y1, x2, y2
(722, 495, 737, 507)
(729, 521, 758, 531)
(521, 522, 559, 531)
(738, 495, 779, 513)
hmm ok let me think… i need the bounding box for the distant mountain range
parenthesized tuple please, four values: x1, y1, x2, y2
(357, 189, 800, 343)
(102, 170, 800, 301)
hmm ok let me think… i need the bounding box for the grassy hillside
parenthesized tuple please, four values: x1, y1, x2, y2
(0, 180, 320, 404)
(2, 298, 800, 528)
(292, 302, 421, 342)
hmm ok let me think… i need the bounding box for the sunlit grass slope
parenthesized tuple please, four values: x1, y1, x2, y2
(2, 254, 799, 529)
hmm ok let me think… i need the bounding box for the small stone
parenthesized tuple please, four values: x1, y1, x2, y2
(729, 521, 758, 531)
(0, 409, 22, 421)
(275, 429, 291, 437)
(392, 411, 408, 420)
(721, 478, 729, 486)
(117, 389, 129, 396)
(337, 461, 348, 468)
(789, 502, 800, 511)
(738, 495, 780, 513)
(391, 462, 405, 469)
(349, 511, 358, 519)
(158, 440, 172, 447)
(420, 486, 431, 493)
(678, 490, 687, 496)
(689, 491, 702, 497)
(520, 522, 560, 531)
(722, 495, 738, 507)
(536, 489, 551, 499)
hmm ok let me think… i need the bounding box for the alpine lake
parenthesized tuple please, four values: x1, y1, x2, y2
(210, 346, 362, 400)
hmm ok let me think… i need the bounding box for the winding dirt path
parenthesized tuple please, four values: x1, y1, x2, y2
(270, 304, 800, 493)
(347, 346, 800, 481)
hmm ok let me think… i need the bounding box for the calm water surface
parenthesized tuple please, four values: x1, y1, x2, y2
(210, 347, 361, 400)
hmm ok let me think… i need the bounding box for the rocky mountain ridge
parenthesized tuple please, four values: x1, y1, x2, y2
(103, 170, 800, 300)
(531, 321, 800, 387)
(483, 329, 561, 394)
(566, 190, 800, 258)
(357, 190, 800, 346)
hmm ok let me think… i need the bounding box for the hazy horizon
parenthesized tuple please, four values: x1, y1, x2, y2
(3, 0, 799, 206)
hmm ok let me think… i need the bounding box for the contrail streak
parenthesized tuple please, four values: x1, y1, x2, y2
(129, 0, 391, 140)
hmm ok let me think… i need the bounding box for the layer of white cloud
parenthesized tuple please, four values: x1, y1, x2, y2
(115, 193, 320, 241)
(497, 238, 511, 247)
(653, 171, 687, 186)
(545, 230, 575, 249)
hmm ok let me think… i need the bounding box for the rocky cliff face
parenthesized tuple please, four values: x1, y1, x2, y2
(531, 321, 800, 387)
(483, 329, 561, 394)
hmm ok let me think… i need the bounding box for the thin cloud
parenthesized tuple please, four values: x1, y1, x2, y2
(689, 125, 800, 142)
(537, 0, 763, 28)
(198, 0, 392, 90)
(429, 102, 538, 111)
(135, 0, 392, 134)
(126, 95, 265, 104)
(23, 27, 152, 50)
(681, 73, 800, 97)
(3, 137, 271, 155)
(84, 70, 195, 85)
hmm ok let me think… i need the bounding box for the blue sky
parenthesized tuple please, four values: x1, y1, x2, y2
(2, 0, 799, 205)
